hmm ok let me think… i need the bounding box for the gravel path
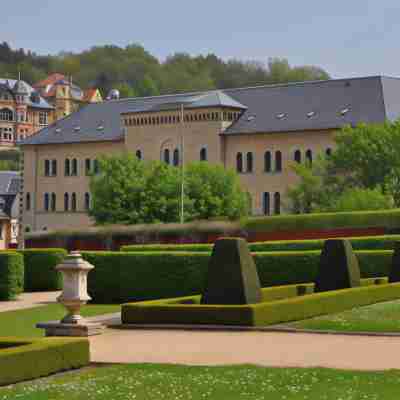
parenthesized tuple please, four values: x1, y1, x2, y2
(90, 328, 400, 370)
(0, 291, 60, 312)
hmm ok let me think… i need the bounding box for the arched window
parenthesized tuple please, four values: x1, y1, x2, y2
(136, 150, 142, 160)
(246, 152, 253, 173)
(274, 192, 281, 215)
(163, 149, 170, 164)
(44, 160, 50, 176)
(52, 160, 57, 176)
(264, 151, 272, 172)
(294, 150, 301, 164)
(93, 159, 100, 175)
(263, 192, 270, 216)
(71, 193, 77, 212)
(64, 159, 70, 176)
(173, 149, 179, 166)
(326, 148, 332, 157)
(84, 192, 91, 210)
(0, 108, 13, 121)
(200, 147, 207, 162)
(72, 158, 78, 176)
(26, 193, 31, 211)
(51, 193, 56, 212)
(64, 193, 69, 211)
(236, 153, 243, 173)
(275, 151, 282, 172)
(44, 193, 49, 212)
(85, 158, 91, 175)
(306, 149, 313, 165)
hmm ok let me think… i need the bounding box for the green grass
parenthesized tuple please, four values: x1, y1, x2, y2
(1, 363, 400, 399)
(291, 299, 400, 333)
(0, 304, 120, 337)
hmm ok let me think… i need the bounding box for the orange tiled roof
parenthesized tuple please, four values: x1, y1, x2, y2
(83, 88, 102, 102)
(33, 73, 66, 89)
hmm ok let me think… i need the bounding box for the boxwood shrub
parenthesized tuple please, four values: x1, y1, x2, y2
(122, 282, 400, 326)
(121, 235, 400, 253)
(0, 337, 89, 385)
(19, 249, 67, 292)
(0, 252, 24, 300)
(83, 250, 393, 304)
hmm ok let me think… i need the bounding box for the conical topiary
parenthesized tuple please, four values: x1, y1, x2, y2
(389, 241, 400, 283)
(201, 238, 262, 305)
(314, 239, 361, 292)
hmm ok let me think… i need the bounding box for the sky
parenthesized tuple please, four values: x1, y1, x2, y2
(2, 0, 400, 78)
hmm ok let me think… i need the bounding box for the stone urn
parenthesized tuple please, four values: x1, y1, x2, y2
(56, 251, 93, 324)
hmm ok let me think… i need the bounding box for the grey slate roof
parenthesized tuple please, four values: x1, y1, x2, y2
(21, 76, 400, 146)
(0, 172, 20, 195)
(0, 78, 54, 110)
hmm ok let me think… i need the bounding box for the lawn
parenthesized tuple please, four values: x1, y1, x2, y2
(0, 304, 120, 337)
(290, 299, 400, 333)
(1, 363, 400, 399)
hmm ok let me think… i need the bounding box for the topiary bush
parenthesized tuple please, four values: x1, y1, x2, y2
(0, 252, 24, 300)
(201, 238, 262, 305)
(19, 249, 67, 292)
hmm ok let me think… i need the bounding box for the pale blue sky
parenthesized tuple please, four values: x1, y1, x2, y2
(2, 0, 400, 78)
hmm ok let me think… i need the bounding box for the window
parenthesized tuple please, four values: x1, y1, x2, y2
(246, 152, 253, 173)
(84, 192, 90, 210)
(93, 159, 100, 174)
(200, 147, 207, 162)
(163, 149, 170, 164)
(263, 192, 270, 216)
(51, 193, 56, 212)
(44, 159, 50, 176)
(85, 158, 91, 175)
(71, 158, 78, 176)
(294, 150, 301, 164)
(39, 112, 48, 126)
(326, 148, 332, 157)
(274, 192, 281, 215)
(71, 193, 77, 211)
(26, 193, 31, 211)
(136, 150, 142, 160)
(305, 149, 313, 166)
(44, 193, 49, 212)
(25, 226, 31, 233)
(264, 151, 272, 172)
(0, 108, 13, 121)
(65, 159, 70, 176)
(173, 149, 180, 166)
(236, 153, 243, 173)
(275, 151, 282, 172)
(64, 193, 69, 211)
(52, 160, 57, 176)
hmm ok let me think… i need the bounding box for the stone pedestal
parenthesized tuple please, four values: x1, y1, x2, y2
(37, 251, 105, 337)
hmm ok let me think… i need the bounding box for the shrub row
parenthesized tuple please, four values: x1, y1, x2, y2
(121, 234, 400, 253)
(0, 337, 89, 385)
(83, 250, 393, 304)
(121, 282, 400, 326)
(0, 252, 24, 300)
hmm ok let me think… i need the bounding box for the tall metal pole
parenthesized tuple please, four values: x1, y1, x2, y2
(180, 104, 185, 224)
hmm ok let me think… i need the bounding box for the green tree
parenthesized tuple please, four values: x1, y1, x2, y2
(89, 154, 249, 225)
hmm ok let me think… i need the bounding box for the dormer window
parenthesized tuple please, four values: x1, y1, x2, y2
(73, 126, 80, 132)
(307, 111, 316, 118)
(340, 107, 350, 116)
(276, 113, 287, 120)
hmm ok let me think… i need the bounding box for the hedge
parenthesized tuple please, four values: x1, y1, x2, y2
(122, 282, 400, 326)
(121, 235, 400, 253)
(0, 337, 89, 385)
(0, 252, 24, 301)
(82, 250, 393, 304)
(19, 249, 67, 292)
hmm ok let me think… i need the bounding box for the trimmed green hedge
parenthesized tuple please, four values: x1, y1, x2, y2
(19, 249, 67, 292)
(83, 250, 393, 304)
(0, 337, 89, 385)
(122, 282, 400, 326)
(121, 235, 400, 253)
(0, 252, 24, 300)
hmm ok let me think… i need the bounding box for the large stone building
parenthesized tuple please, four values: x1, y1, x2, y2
(0, 78, 54, 147)
(20, 76, 400, 233)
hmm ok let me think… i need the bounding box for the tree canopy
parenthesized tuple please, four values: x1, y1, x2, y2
(0, 41, 330, 98)
(89, 154, 249, 225)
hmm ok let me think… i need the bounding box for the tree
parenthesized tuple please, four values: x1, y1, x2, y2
(89, 154, 249, 225)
